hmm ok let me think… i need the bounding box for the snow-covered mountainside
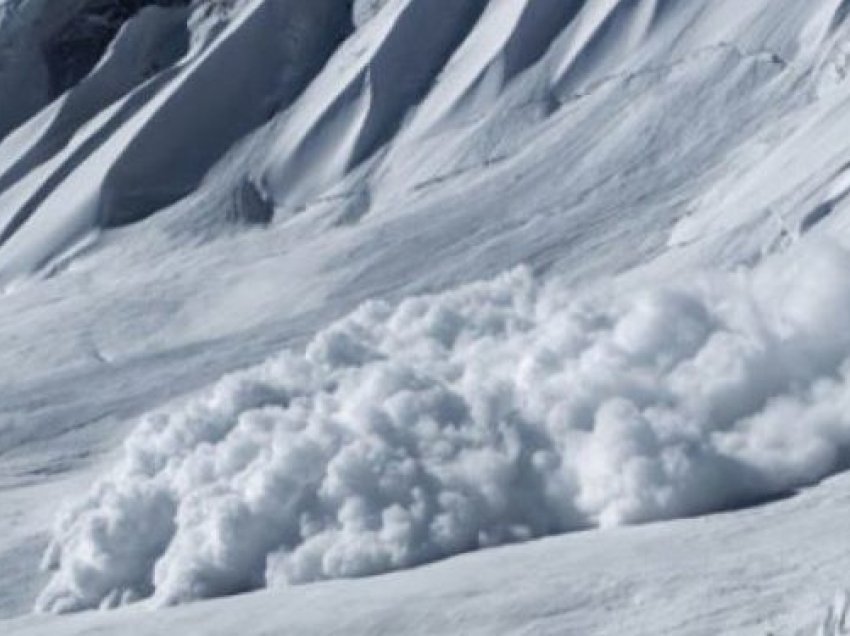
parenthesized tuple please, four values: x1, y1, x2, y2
(2, 0, 850, 633)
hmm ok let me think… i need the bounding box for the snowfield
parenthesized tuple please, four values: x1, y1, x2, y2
(1, 0, 850, 633)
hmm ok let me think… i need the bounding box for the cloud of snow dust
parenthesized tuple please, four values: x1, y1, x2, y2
(35, 240, 850, 613)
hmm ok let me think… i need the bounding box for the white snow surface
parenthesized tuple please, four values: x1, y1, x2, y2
(2, 0, 850, 633)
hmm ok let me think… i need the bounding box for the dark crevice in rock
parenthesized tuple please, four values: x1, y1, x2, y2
(42, 0, 190, 97)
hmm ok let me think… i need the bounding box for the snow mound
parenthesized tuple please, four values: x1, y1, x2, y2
(35, 241, 850, 612)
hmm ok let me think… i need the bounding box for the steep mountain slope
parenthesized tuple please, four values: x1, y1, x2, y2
(1, 0, 850, 632)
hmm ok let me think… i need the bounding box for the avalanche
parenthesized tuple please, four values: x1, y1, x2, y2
(2, 0, 850, 634)
(36, 241, 850, 612)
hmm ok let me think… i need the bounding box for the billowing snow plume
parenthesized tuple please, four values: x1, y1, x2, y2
(35, 242, 850, 612)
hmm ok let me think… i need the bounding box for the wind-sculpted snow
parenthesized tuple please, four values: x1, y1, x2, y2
(35, 241, 850, 612)
(4, 0, 846, 286)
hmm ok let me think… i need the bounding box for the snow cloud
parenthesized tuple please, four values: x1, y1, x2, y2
(36, 241, 850, 612)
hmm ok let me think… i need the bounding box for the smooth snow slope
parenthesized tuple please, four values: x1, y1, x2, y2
(1, 0, 850, 632)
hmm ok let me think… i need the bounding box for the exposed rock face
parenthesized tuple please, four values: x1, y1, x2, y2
(42, 0, 192, 97)
(0, 0, 192, 140)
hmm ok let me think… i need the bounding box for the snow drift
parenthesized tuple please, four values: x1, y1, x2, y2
(35, 240, 850, 613)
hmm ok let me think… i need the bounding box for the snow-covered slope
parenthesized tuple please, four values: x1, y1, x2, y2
(2, 0, 850, 632)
